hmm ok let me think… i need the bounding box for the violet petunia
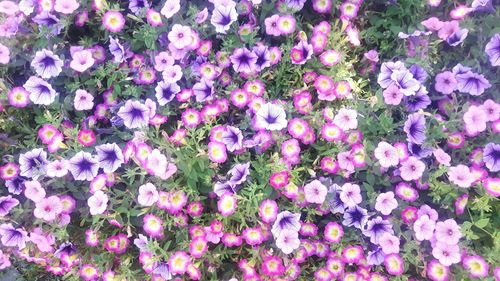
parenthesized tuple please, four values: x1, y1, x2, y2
(485, 34, 500, 67)
(404, 113, 426, 144)
(227, 162, 250, 186)
(456, 71, 491, 96)
(0, 196, 19, 216)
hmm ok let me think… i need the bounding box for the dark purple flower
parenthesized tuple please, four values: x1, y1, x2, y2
(19, 148, 48, 179)
(408, 142, 433, 159)
(377, 61, 406, 88)
(363, 216, 394, 244)
(193, 78, 214, 103)
(54, 242, 77, 258)
(230, 47, 257, 73)
(327, 184, 345, 214)
(129, 0, 150, 14)
(228, 162, 250, 186)
(0, 196, 19, 216)
(155, 81, 180, 106)
(271, 211, 301, 237)
(32, 12, 63, 35)
(210, 3, 238, 34)
(5, 177, 25, 195)
(222, 126, 243, 152)
(404, 113, 426, 145)
(391, 69, 420, 96)
(31, 49, 63, 79)
(109, 36, 125, 63)
(253, 45, 271, 72)
(95, 143, 124, 173)
(117, 100, 150, 129)
(214, 181, 236, 197)
(456, 71, 491, 96)
(68, 151, 99, 181)
(367, 248, 385, 265)
(404, 89, 431, 112)
(447, 28, 468, 46)
(343, 205, 368, 229)
(153, 262, 172, 280)
(409, 65, 428, 83)
(0, 223, 28, 249)
(485, 34, 500, 67)
(483, 143, 500, 172)
(472, 0, 495, 13)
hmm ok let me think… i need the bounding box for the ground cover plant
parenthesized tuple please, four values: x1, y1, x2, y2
(0, 0, 498, 280)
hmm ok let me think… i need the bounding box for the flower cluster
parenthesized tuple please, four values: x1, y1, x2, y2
(0, 0, 498, 280)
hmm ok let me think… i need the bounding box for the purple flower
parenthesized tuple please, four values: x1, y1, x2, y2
(367, 248, 385, 266)
(483, 143, 500, 172)
(155, 81, 180, 106)
(221, 126, 243, 152)
(327, 184, 345, 214)
(228, 162, 250, 186)
(391, 70, 420, 96)
(485, 34, 500, 67)
(456, 71, 491, 96)
(452, 63, 472, 75)
(32, 12, 63, 35)
(19, 148, 48, 179)
(290, 41, 313, 65)
(230, 47, 257, 73)
(0, 223, 28, 249)
(253, 45, 271, 71)
(377, 61, 406, 88)
(24, 76, 58, 105)
(153, 262, 172, 280)
(404, 89, 431, 112)
(214, 181, 236, 197)
(472, 0, 495, 13)
(211, 3, 238, 34)
(409, 64, 428, 83)
(404, 113, 426, 145)
(343, 205, 368, 229)
(447, 28, 468, 46)
(408, 142, 433, 159)
(254, 103, 288, 131)
(95, 143, 124, 173)
(363, 216, 394, 244)
(31, 49, 63, 78)
(129, 0, 150, 14)
(5, 177, 25, 195)
(193, 78, 214, 103)
(0, 196, 19, 216)
(285, 0, 307, 10)
(117, 100, 150, 129)
(434, 71, 457, 95)
(68, 151, 99, 181)
(133, 234, 149, 251)
(109, 36, 125, 63)
(271, 211, 301, 238)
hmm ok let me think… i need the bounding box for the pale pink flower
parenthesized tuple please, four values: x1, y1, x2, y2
(463, 105, 487, 135)
(379, 232, 400, 254)
(432, 242, 461, 266)
(433, 148, 451, 166)
(375, 191, 398, 215)
(24, 180, 46, 202)
(70, 50, 95, 72)
(34, 196, 63, 222)
(413, 215, 435, 241)
(448, 165, 474, 188)
(399, 156, 425, 181)
(334, 108, 358, 131)
(374, 141, 399, 168)
(54, 0, 79, 14)
(137, 183, 159, 206)
(303, 180, 327, 204)
(74, 89, 94, 111)
(340, 183, 362, 207)
(87, 190, 108, 215)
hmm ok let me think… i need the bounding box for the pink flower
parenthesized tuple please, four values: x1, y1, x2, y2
(434, 219, 461, 245)
(70, 50, 95, 73)
(168, 251, 190, 274)
(414, 215, 435, 241)
(24, 180, 46, 202)
(30, 227, 55, 252)
(379, 232, 400, 254)
(421, 17, 444, 32)
(74, 89, 94, 111)
(433, 148, 451, 166)
(34, 196, 63, 222)
(137, 183, 158, 206)
(161, 0, 180, 19)
(448, 165, 474, 188)
(399, 156, 425, 181)
(102, 11, 125, 33)
(0, 43, 10, 64)
(374, 141, 399, 168)
(463, 105, 487, 134)
(432, 242, 460, 266)
(340, 183, 362, 207)
(382, 85, 403, 105)
(168, 24, 193, 49)
(217, 193, 237, 217)
(375, 191, 398, 215)
(87, 190, 108, 215)
(54, 0, 79, 14)
(275, 229, 300, 254)
(334, 108, 358, 131)
(303, 180, 327, 204)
